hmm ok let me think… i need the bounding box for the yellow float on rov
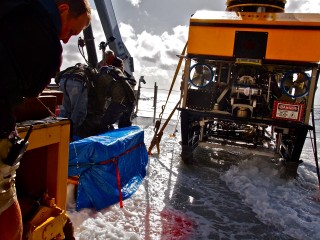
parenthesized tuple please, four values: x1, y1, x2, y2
(187, 11, 320, 63)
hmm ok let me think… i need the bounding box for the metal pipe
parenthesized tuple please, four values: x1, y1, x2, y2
(83, 24, 98, 67)
(153, 82, 158, 123)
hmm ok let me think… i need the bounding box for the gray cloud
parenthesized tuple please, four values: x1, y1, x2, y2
(126, 0, 141, 7)
(140, 55, 159, 64)
(286, 0, 320, 12)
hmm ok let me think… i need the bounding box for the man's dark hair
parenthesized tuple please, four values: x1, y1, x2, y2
(55, 0, 91, 18)
(105, 50, 115, 56)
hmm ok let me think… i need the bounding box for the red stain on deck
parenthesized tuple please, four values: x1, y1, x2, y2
(160, 208, 195, 239)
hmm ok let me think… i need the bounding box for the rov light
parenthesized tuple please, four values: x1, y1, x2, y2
(280, 71, 310, 99)
(189, 63, 214, 88)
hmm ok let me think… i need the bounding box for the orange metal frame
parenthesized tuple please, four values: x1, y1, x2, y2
(17, 120, 70, 210)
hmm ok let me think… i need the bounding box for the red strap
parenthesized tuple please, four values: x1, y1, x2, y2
(99, 142, 143, 165)
(97, 142, 144, 208)
(113, 158, 123, 208)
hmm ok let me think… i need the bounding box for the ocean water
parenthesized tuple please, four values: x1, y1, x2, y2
(67, 91, 320, 240)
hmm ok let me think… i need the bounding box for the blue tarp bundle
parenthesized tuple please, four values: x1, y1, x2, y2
(68, 126, 149, 211)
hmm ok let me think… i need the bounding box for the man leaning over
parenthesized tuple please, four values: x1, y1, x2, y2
(0, 0, 91, 239)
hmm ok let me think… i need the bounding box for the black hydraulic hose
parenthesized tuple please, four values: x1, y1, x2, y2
(311, 105, 320, 188)
(311, 69, 320, 189)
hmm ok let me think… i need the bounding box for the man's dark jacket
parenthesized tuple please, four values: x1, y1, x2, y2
(0, 0, 62, 138)
(61, 66, 136, 138)
(112, 57, 124, 72)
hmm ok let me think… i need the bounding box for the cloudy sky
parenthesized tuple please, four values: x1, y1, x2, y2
(61, 0, 320, 90)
